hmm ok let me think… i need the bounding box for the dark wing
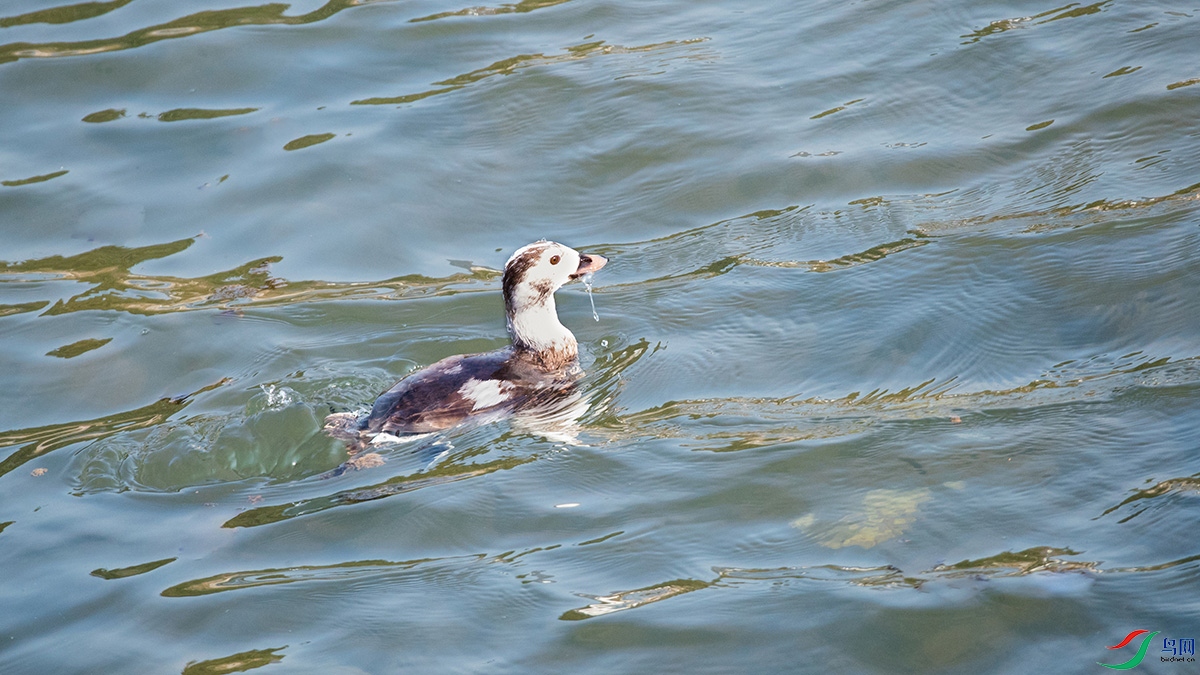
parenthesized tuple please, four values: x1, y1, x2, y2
(364, 351, 513, 435)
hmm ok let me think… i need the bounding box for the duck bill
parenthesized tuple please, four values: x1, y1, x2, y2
(570, 253, 607, 279)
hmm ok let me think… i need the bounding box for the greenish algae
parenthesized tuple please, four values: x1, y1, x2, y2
(82, 108, 127, 123)
(283, 133, 336, 151)
(181, 646, 286, 675)
(46, 337, 113, 359)
(91, 557, 177, 580)
(2, 170, 69, 187)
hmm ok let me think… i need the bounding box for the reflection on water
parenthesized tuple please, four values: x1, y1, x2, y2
(2, 0, 1199, 670)
(0, 0, 371, 65)
(718, 547, 1200, 592)
(2, 178, 1194, 323)
(0, 236, 498, 317)
(0, 379, 228, 479)
(58, 331, 625, 500)
(82, 106, 273, 123)
(410, 0, 573, 23)
(929, 546, 1096, 577)
(959, 1, 1111, 44)
(181, 647, 285, 675)
(161, 555, 475, 596)
(156, 107, 259, 122)
(589, 183, 1200, 296)
(72, 402, 338, 493)
(81, 108, 126, 123)
(46, 337, 112, 358)
(351, 38, 709, 106)
(603, 353, 1199, 453)
(283, 132, 337, 151)
(154, 541, 1200, 625)
(1100, 475, 1200, 523)
(91, 556, 177, 580)
(0, 0, 133, 29)
(560, 579, 710, 620)
(1, 169, 69, 187)
(222, 454, 534, 528)
(14, 199, 1191, 514)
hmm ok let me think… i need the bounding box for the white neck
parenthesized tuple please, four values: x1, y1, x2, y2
(507, 296, 578, 358)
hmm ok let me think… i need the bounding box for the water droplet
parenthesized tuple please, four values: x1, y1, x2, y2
(260, 384, 295, 409)
(582, 273, 599, 321)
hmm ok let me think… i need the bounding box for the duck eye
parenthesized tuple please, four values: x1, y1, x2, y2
(549, 255, 561, 265)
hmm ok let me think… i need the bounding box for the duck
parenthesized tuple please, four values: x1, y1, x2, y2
(325, 241, 607, 446)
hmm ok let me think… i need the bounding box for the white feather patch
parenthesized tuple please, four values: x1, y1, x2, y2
(458, 378, 514, 411)
(370, 432, 408, 445)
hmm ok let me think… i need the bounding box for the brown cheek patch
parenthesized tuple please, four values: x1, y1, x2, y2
(503, 248, 543, 308)
(530, 279, 553, 303)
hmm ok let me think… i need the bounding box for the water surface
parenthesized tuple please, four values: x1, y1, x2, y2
(2, 0, 1199, 672)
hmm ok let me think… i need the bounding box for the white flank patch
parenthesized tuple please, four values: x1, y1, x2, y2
(370, 432, 407, 445)
(458, 378, 513, 411)
(368, 431, 433, 446)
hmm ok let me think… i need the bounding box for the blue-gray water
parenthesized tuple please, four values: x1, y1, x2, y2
(2, 0, 1199, 672)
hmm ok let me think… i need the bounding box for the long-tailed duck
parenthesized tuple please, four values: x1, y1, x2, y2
(325, 241, 607, 446)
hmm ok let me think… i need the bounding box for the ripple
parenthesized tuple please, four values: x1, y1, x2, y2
(350, 38, 710, 106)
(0, 378, 229, 480)
(221, 452, 535, 528)
(0, 0, 379, 66)
(181, 647, 285, 675)
(600, 354, 1200, 453)
(283, 132, 337, 151)
(591, 180, 1199, 303)
(810, 98, 866, 120)
(559, 578, 711, 620)
(709, 545, 1197, 594)
(1100, 474, 1200, 523)
(0, 0, 133, 29)
(70, 403, 339, 494)
(81, 108, 126, 123)
(716, 564, 909, 588)
(161, 555, 481, 597)
(1, 169, 69, 187)
(0, 0, 1197, 669)
(45, 337, 112, 359)
(578, 336, 658, 429)
(156, 107, 258, 123)
(0, 236, 500, 317)
(560, 544, 1178, 618)
(25, 284, 618, 499)
(927, 546, 1097, 578)
(960, 2, 1113, 45)
(91, 557, 177, 580)
(409, 0, 573, 23)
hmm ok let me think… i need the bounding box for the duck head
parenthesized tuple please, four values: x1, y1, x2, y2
(502, 241, 607, 367)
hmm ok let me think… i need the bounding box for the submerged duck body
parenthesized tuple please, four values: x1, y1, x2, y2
(329, 241, 607, 442)
(362, 346, 576, 435)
